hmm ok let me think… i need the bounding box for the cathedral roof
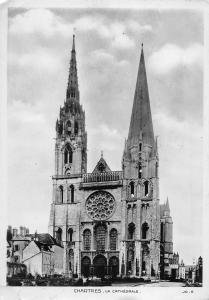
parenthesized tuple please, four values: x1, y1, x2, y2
(127, 44, 154, 149)
(92, 153, 111, 173)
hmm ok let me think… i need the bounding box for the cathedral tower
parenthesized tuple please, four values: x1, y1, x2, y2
(121, 44, 160, 277)
(55, 35, 87, 177)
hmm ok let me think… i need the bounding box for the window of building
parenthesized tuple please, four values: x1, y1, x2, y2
(139, 142, 142, 152)
(128, 223, 135, 240)
(66, 120, 71, 135)
(109, 229, 118, 250)
(95, 225, 106, 251)
(141, 222, 149, 239)
(56, 228, 62, 242)
(74, 121, 78, 135)
(83, 229, 91, 251)
(144, 181, 149, 196)
(68, 228, 73, 242)
(130, 181, 135, 197)
(14, 245, 19, 251)
(70, 185, 74, 203)
(59, 185, 63, 203)
(64, 143, 73, 164)
(139, 163, 142, 179)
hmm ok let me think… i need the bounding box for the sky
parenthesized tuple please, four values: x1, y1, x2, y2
(7, 8, 203, 265)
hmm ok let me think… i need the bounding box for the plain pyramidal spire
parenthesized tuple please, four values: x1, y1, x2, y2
(127, 43, 154, 149)
(66, 35, 79, 101)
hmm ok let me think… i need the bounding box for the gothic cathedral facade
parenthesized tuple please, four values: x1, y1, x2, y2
(48, 36, 173, 279)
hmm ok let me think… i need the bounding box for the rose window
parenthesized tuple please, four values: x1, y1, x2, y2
(86, 191, 115, 220)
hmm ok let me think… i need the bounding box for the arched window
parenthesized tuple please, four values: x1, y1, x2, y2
(56, 228, 62, 242)
(95, 225, 106, 251)
(141, 222, 149, 239)
(70, 88, 75, 98)
(110, 229, 118, 250)
(130, 181, 135, 197)
(59, 186, 63, 203)
(139, 142, 142, 152)
(66, 120, 71, 135)
(69, 249, 74, 273)
(64, 143, 73, 164)
(83, 229, 91, 251)
(74, 121, 78, 135)
(68, 228, 73, 242)
(139, 163, 142, 179)
(70, 185, 74, 203)
(144, 181, 149, 196)
(128, 223, 135, 240)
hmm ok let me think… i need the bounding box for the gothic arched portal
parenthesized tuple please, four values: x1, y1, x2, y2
(93, 255, 107, 278)
(81, 256, 91, 278)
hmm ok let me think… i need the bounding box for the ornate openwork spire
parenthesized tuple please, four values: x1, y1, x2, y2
(127, 44, 154, 149)
(66, 35, 79, 101)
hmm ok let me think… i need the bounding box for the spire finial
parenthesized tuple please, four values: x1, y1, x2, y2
(101, 150, 103, 158)
(72, 34, 75, 51)
(141, 42, 143, 48)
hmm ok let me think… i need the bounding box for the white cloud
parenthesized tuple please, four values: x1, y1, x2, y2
(9, 9, 70, 37)
(9, 10, 152, 51)
(148, 43, 203, 75)
(9, 49, 62, 73)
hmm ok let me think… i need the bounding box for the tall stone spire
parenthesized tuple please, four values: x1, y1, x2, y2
(127, 44, 154, 149)
(66, 34, 79, 101)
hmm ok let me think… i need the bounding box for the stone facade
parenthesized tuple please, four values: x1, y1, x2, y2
(48, 36, 173, 279)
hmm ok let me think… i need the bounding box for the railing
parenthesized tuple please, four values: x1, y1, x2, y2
(83, 171, 123, 183)
(52, 173, 82, 179)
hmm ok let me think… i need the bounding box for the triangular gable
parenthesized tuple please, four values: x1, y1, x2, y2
(92, 156, 111, 173)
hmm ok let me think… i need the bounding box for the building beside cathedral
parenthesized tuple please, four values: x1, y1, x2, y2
(48, 36, 173, 279)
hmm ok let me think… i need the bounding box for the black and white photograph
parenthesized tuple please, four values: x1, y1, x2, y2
(1, 0, 208, 296)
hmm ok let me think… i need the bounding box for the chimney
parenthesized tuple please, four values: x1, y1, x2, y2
(26, 228, 29, 235)
(12, 228, 18, 237)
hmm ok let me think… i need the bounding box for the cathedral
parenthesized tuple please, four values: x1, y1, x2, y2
(48, 35, 173, 279)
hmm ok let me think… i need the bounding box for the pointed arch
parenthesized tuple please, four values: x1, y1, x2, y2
(144, 180, 149, 196)
(70, 185, 74, 203)
(64, 143, 73, 164)
(56, 227, 62, 242)
(141, 222, 149, 239)
(66, 120, 72, 135)
(95, 224, 106, 251)
(74, 120, 78, 135)
(128, 222, 135, 240)
(129, 181, 135, 197)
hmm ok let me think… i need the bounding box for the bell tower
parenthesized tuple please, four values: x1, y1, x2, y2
(121, 44, 160, 278)
(55, 35, 87, 176)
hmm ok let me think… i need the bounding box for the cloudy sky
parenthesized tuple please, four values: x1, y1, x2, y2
(8, 8, 203, 265)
